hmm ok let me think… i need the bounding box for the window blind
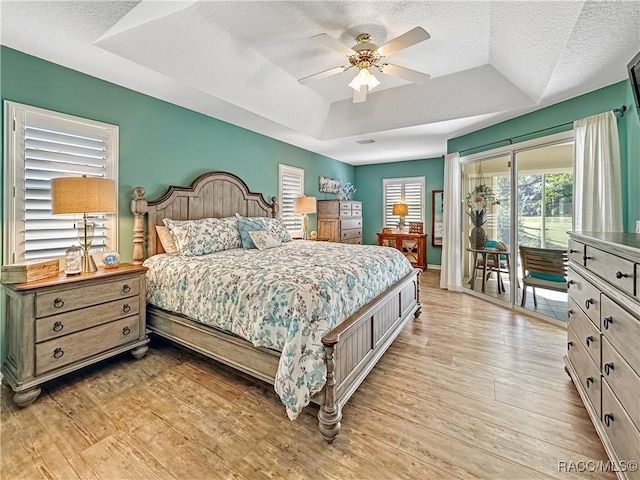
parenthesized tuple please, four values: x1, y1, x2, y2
(278, 164, 304, 234)
(383, 177, 425, 228)
(4, 101, 119, 264)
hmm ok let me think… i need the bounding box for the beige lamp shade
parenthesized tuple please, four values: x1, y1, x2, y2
(51, 176, 116, 214)
(294, 196, 317, 214)
(392, 203, 409, 216)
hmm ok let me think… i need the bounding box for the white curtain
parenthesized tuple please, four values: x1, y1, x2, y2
(440, 152, 463, 291)
(574, 111, 623, 232)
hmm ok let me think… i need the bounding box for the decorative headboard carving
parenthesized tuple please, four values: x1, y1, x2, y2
(131, 171, 278, 264)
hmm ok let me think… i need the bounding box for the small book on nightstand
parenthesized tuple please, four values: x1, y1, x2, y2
(1, 258, 60, 284)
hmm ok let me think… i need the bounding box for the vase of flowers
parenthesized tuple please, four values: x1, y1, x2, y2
(466, 184, 499, 249)
(341, 182, 357, 200)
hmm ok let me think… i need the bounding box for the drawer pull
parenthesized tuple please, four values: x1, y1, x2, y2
(586, 376, 594, 388)
(567, 341, 573, 350)
(615, 271, 630, 279)
(585, 335, 594, 347)
(603, 316, 613, 329)
(584, 298, 594, 309)
(53, 347, 64, 359)
(53, 321, 64, 332)
(53, 298, 64, 309)
(569, 249, 579, 254)
(122, 326, 131, 336)
(604, 413, 614, 427)
(567, 280, 575, 289)
(567, 309, 573, 318)
(604, 362, 614, 375)
(122, 284, 131, 294)
(122, 304, 131, 314)
(583, 255, 592, 261)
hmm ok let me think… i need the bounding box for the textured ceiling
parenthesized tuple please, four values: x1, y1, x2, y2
(1, 1, 638, 165)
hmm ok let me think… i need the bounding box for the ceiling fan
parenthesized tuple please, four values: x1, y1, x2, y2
(298, 27, 431, 104)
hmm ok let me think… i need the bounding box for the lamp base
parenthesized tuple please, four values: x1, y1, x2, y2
(397, 216, 406, 232)
(82, 252, 97, 273)
(302, 213, 309, 240)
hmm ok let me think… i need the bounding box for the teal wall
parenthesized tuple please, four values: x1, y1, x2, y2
(448, 81, 640, 233)
(0, 46, 354, 262)
(354, 157, 445, 265)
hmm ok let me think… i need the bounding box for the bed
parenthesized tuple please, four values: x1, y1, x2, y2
(131, 171, 421, 442)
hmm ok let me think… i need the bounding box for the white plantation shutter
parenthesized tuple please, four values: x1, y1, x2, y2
(383, 177, 425, 227)
(278, 164, 304, 234)
(4, 101, 118, 264)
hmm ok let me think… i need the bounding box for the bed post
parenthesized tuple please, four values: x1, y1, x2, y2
(131, 186, 147, 265)
(414, 270, 422, 316)
(317, 344, 342, 443)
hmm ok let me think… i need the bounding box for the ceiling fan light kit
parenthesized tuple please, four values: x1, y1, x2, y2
(299, 27, 431, 103)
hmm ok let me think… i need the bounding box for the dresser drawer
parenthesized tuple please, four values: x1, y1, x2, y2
(602, 337, 640, 430)
(35, 315, 140, 375)
(341, 228, 362, 241)
(601, 295, 640, 375)
(585, 246, 636, 297)
(567, 267, 600, 328)
(36, 297, 140, 342)
(341, 238, 362, 245)
(568, 239, 585, 265)
(601, 382, 640, 480)
(36, 276, 140, 318)
(351, 203, 362, 213)
(339, 208, 353, 218)
(340, 218, 362, 230)
(567, 325, 601, 417)
(568, 298, 601, 367)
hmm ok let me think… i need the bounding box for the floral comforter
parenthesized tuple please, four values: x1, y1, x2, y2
(143, 240, 413, 419)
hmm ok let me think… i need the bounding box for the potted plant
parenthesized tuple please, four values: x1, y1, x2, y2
(466, 184, 499, 249)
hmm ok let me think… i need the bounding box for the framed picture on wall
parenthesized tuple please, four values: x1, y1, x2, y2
(432, 190, 443, 247)
(319, 176, 342, 193)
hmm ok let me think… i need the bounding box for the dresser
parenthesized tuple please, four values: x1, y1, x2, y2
(377, 231, 427, 270)
(565, 232, 640, 480)
(317, 200, 362, 244)
(2, 264, 149, 407)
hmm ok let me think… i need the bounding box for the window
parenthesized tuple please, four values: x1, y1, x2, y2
(3, 101, 119, 264)
(278, 164, 304, 235)
(383, 177, 425, 228)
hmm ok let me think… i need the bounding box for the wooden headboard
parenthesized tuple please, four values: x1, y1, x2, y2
(131, 171, 278, 264)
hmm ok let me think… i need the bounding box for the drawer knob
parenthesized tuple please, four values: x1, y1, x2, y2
(53, 347, 64, 359)
(567, 309, 573, 318)
(567, 280, 575, 289)
(604, 362, 614, 375)
(569, 249, 579, 254)
(583, 255, 592, 261)
(53, 298, 64, 309)
(604, 413, 614, 427)
(122, 304, 131, 314)
(53, 321, 64, 332)
(586, 376, 594, 388)
(585, 335, 594, 347)
(122, 326, 131, 336)
(584, 298, 593, 309)
(603, 316, 613, 329)
(567, 341, 573, 350)
(122, 284, 131, 294)
(615, 271, 630, 279)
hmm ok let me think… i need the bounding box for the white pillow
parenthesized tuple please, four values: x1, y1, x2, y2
(248, 231, 282, 250)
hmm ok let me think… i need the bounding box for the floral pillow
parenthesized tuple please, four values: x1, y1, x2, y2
(163, 217, 240, 256)
(248, 231, 282, 250)
(263, 217, 292, 243)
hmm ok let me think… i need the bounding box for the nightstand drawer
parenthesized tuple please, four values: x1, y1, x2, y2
(35, 315, 140, 375)
(36, 297, 140, 342)
(36, 276, 140, 318)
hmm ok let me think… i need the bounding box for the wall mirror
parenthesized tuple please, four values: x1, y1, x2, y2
(432, 190, 443, 246)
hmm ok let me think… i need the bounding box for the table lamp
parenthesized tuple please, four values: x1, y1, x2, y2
(51, 175, 116, 273)
(392, 203, 409, 231)
(294, 196, 316, 240)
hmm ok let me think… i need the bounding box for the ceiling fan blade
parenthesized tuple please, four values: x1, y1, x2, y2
(311, 33, 356, 56)
(379, 64, 431, 84)
(353, 85, 367, 103)
(298, 66, 348, 84)
(377, 27, 430, 57)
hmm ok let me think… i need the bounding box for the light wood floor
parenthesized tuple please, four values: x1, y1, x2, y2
(1, 270, 614, 480)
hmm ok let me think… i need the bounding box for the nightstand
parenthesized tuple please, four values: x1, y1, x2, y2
(1, 264, 149, 407)
(377, 232, 427, 270)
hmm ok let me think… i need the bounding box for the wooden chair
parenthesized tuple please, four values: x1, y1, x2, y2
(519, 246, 568, 307)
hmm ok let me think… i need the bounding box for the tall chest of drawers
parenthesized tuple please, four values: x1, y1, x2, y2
(565, 232, 640, 480)
(2, 264, 149, 407)
(317, 200, 362, 244)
